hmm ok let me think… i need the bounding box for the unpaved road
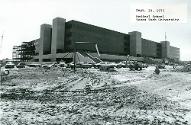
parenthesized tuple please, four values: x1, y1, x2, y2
(0, 67, 191, 124)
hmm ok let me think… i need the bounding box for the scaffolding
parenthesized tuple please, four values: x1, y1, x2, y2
(15, 41, 35, 62)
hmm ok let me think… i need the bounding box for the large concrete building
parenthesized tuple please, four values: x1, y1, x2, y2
(28, 17, 179, 62)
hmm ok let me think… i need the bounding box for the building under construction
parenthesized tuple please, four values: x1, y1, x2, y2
(13, 17, 180, 62)
(12, 41, 36, 62)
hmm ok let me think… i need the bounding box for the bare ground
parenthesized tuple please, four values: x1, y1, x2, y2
(0, 67, 191, 125)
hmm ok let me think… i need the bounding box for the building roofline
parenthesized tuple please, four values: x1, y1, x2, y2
(66, 20, 129, 36)
(142, 38, 160, 44)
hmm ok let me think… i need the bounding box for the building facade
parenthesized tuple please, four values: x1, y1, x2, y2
(15, 17, 180, 62)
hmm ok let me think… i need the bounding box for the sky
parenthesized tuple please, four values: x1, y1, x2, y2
(0, 0, 190, 61)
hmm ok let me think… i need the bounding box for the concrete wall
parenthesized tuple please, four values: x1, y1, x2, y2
(142, 39, 158, 58)
(169, 46, 180, 60)
(160, 41, 170, 59)
(129, 31, 142, 56)
(51, 17, 66, 57)
(39, 24, 52, 62)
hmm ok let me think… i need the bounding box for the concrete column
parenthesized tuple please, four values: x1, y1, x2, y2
(39, 24, 52, 62)
(160, 41, 170, 58)
(129, 31, 142, 57)
(51, 17, 66, 61)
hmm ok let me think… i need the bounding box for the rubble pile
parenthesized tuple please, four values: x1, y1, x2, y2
(180, 65, 191, 72)
(172, 64, 191, 72)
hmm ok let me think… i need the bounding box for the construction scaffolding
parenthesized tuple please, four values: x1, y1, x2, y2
(14, 41, 35, 62)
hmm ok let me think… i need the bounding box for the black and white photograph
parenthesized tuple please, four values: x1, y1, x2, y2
(0, 0, 191, 124)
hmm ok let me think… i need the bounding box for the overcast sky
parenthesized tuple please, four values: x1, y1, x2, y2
(0, 0, 190, 61)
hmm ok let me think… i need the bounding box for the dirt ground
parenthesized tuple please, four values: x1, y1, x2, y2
(0, 66, 191, 125)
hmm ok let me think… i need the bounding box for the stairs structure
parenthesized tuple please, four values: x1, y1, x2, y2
(79, 52, 102, 63)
